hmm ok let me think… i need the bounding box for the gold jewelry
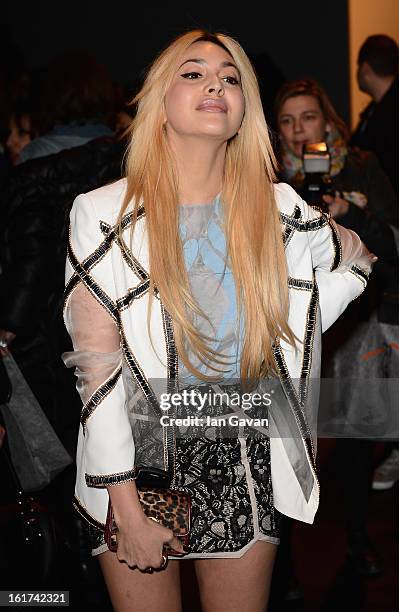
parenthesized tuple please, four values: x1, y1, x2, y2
(160, 554, 168, 569)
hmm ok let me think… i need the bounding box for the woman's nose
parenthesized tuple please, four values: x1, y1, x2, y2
(207, 81, 224, 97)
(293, 119, 303, 133)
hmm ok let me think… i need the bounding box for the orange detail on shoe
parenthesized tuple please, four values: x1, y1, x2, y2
(360, 347, 385, 361)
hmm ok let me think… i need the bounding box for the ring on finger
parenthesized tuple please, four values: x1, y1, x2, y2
(160, 554, 168, 569)
(0, 340, 7, 348)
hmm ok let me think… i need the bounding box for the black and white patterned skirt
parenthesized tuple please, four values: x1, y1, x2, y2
(85, 432, 280, 559)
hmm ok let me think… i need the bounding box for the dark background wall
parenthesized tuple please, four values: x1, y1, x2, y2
(1, 1, 350, 123)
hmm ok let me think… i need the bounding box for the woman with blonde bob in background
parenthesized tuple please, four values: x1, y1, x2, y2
(63, 31, 375, 611)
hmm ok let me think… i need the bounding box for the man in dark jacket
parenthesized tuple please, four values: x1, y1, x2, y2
(352, 35, 399, 504)
(0, 137, 125, 447)
(0, 136, 125, 594)
(351, 35, 399, 199)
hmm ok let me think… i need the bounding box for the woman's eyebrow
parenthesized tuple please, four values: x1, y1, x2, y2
(178, 58, 239, 70)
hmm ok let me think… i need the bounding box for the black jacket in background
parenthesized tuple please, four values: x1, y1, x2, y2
(333, 147, 399, 229)
(0, 137, 125, 447)
(351, 77, 399, 200)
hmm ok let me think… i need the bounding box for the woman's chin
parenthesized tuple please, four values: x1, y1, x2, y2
(189, 129, 234, 141)
(290, 145, 303, 158)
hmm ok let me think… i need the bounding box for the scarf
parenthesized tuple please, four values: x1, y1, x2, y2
(280, 126, 348, 186)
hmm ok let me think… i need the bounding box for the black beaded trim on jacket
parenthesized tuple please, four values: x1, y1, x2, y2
(99, 208, 138, 237)
(299, 280, 319, 409)
(282, 206, 302, 248)
(280, 211, 329, 232)
(272, 342, 316, 466)
(99, 220, 111, 235)
(350, 264, 369, 285)
(117, 234, 149, 281)
(119, 328, 161, 413)
(161, 304, 179, 381)
(66, 206, 144, 299)
(160, 304, 178, 478)
(85, 468, 136, 488)
(81, 365, 123, 433)
(116, 279, 151, 311)
(64, 223, 102, 304)
(66, 240, 119, 322)
(77, 209, 136, 274)
(116, 207, 148, 281)
(288, 277, 313, 291)
(63, 273, 81, 313)
(72, 495, 105, 529)
(100, 208, 149, 282)
(328, 221, 342, 271)
(81, 230, 116, 272)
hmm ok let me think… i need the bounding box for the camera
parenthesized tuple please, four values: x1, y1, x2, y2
(302, 142, 334, 209)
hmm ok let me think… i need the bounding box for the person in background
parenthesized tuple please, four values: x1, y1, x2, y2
(115, 103, 135, 139)
(0, 72, 35, 183)
(275, 78, 399, 578)
(276, 78, 399, 230)
(6, 103, 37, 166)
(352, 35, 399, 201)
(352, 34, 399, 491)
(0, 141, 125, 608)
(0, 57, 122, 599)
(0, 53, 117, 379)
(17, 52, 114, 164)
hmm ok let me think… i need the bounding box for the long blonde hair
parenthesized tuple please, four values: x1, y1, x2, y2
(119, 30, 295, 383)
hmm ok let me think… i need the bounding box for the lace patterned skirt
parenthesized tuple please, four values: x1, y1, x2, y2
(84, 433, 281, 558)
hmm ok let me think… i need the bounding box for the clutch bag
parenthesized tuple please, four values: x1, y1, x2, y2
(104, 468, 191, 556)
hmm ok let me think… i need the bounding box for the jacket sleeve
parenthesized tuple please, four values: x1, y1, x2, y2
(0, 167, 53, 334)
(63, 193, 135, 488)
(363, 152, 399, 229)
(304, 199, 376, 333)
(335, 201, 398, 260)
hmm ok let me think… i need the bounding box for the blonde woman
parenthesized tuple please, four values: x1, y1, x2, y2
(63, 31, 375, 611)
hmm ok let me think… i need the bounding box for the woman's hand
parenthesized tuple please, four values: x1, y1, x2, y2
(0, 330, 16, 357)
(116, 510, 185, 571)
(106, 480, 185, 572)
(322, 192, 349, 218)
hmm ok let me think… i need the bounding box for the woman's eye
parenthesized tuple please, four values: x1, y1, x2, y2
(279, 117, 292, 126)
(223, 75, 239, 85)
(181, 72, 202, 79)
(304, 114, 317, 121)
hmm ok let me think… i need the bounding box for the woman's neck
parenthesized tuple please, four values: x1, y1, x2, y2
(169, 134, 226, 204)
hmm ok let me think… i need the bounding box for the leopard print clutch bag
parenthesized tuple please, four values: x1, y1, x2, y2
(104, 486, 191, 556)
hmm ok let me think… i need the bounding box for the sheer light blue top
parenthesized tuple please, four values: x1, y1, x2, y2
(178, 195, 243, 385)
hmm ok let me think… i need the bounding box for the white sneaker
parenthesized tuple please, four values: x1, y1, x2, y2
(372, 450, 399, 490)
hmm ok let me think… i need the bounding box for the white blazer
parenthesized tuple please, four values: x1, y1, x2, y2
(64, 179, 371, 532)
